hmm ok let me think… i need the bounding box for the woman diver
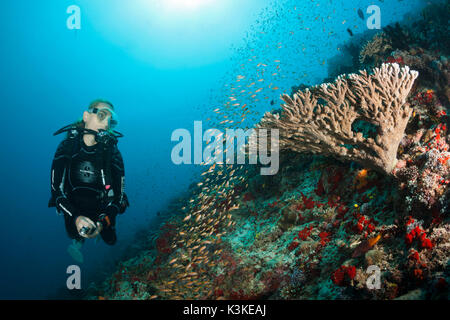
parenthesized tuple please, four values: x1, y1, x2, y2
(48, 99, 129, 262)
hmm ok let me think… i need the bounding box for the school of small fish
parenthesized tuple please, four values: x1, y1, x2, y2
(151, 162, 250, 299)
(203, 1, 368, 133)
(149, 0, 378, 299)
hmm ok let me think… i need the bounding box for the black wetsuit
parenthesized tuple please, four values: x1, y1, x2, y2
(49, 133, 128, 245)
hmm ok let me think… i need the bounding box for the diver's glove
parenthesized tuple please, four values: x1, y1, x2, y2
(55, 196, 79, 219)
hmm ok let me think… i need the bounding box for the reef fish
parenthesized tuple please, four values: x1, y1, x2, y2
(357, 8, 365, 20)
(351, 234, 381, 258)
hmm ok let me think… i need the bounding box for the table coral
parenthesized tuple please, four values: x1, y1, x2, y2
(253, 63, 418, 175)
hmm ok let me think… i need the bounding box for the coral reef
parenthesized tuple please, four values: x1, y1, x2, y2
(85, 1, 449, 301)
(359, 33, 393, 66)
(254, 63, 418, 175)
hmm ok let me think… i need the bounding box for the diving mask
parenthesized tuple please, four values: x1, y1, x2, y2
(88, 106, 119, 129)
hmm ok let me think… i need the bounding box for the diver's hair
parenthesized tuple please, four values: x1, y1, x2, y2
(87, 99, 114, 111)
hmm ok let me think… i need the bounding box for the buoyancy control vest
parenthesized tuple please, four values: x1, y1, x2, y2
(48, 124, 128, 211)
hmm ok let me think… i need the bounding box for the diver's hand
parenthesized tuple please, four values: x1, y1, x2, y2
(75, 216, 102, 238)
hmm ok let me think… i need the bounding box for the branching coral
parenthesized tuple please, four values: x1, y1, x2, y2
(254, 63, 419, 175)
(359, 32, 393, 66)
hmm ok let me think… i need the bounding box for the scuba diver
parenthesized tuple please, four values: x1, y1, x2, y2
(48, 99, 129, 262)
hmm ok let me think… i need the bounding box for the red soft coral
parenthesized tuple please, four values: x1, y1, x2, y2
(297, 226, 313, 241)
(331, 265, 356, 286)
(319, 231, 331, 246)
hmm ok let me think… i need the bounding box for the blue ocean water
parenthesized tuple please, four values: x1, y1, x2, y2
(0, 0, 430, 299)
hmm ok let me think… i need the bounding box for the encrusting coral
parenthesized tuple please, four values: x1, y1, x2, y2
(254, 63, 419, 175)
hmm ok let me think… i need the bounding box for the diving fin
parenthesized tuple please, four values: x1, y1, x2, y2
(67, 239, 84, 263)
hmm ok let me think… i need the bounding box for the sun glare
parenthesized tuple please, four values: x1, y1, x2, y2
(165, 0, 213, 10)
